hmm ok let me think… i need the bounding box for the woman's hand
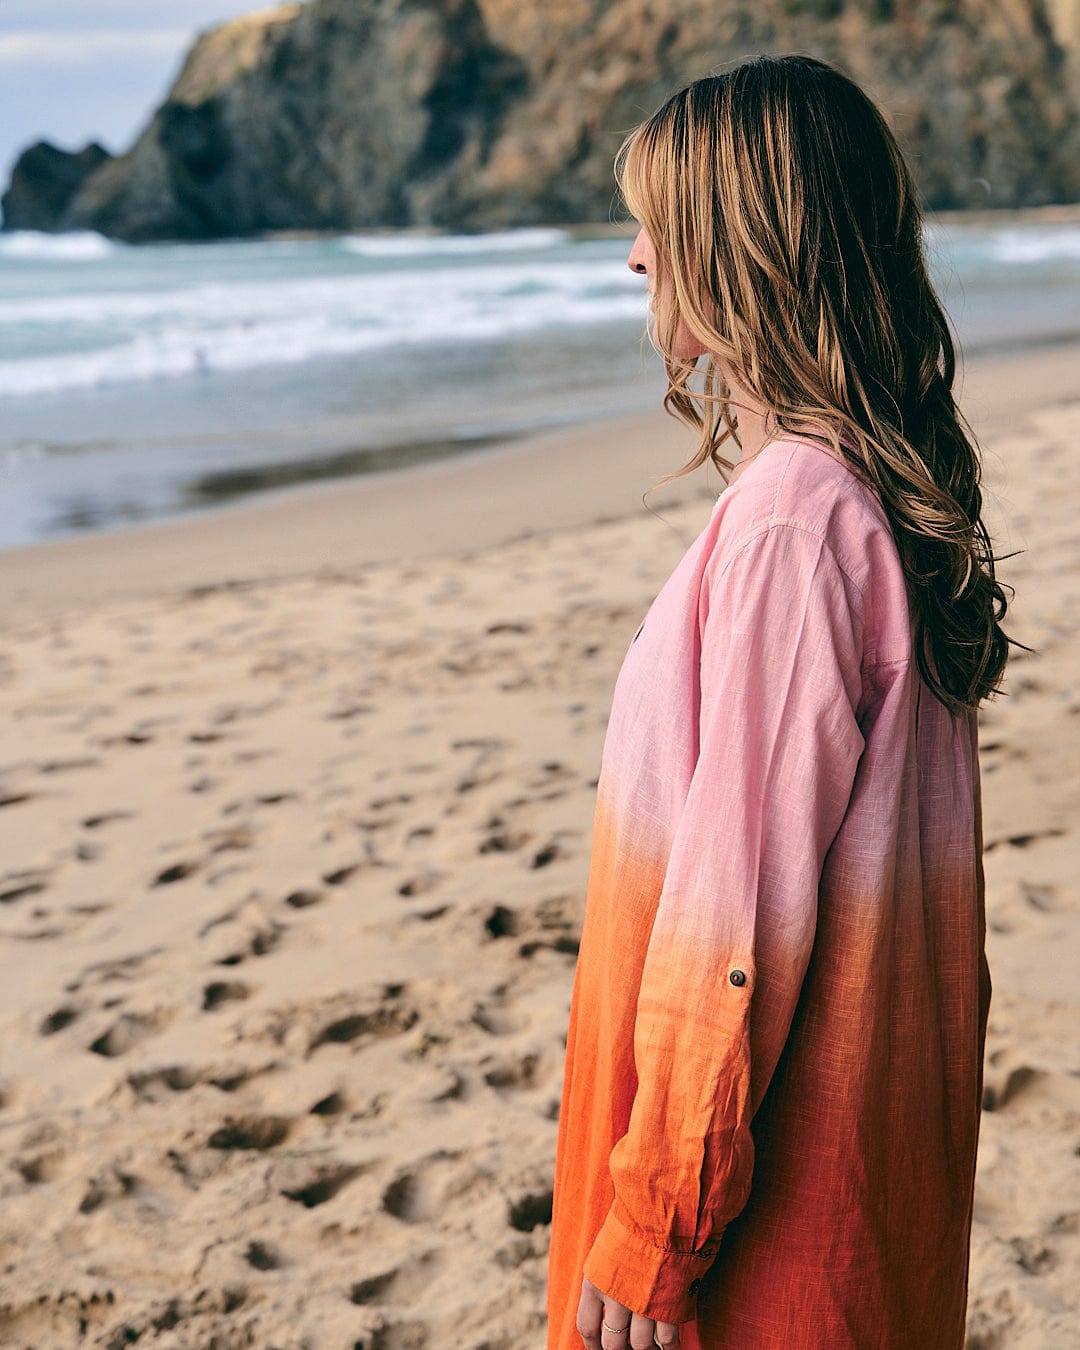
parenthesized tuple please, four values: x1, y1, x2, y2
(576, 1274, 681, 1350)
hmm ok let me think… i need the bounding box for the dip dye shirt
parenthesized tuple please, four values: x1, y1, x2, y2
(546, 436, 991, 1350)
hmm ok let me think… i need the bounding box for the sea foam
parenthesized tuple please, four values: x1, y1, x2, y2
(0, 256, 646, 397)
(0, 230, 117, 261)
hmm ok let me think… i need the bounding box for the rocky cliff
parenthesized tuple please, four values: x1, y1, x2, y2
(1, 141, 113, 232)
(4, 0, 1080, 240)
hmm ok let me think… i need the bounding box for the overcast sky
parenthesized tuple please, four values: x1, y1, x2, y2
(0, 1, 280, 190)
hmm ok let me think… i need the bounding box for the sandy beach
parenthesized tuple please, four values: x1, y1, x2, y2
(1, 340, 1078, 1348)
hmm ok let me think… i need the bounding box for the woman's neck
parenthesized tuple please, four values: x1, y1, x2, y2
(723, 366, 839, 485)
(724, 372, 785, 483)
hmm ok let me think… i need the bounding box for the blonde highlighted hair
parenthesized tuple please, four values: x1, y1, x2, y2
(616, 54, 1026, 713)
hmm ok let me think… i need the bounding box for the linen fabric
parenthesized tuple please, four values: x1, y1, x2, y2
(545, 436, 991, 1349)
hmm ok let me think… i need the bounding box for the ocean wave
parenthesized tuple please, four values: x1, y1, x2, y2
(0, 230, 118, 261)
(0, 257, 633, 324)
(341, 227, 571, 257)
(0, 261, 647, 397)
(2, 442, 47, 467)
(987, 226, 1080, 264)
(7, 214, 1072, 403)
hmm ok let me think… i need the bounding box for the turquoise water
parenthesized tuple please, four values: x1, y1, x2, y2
(0, 218, 1077, 549)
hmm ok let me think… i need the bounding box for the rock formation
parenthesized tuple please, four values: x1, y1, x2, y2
(1, 141, 114, 233)
(3, 0, 1079, 240)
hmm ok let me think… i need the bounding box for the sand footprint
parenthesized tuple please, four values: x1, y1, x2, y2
(1009, 1234, 1058, 1275)
(984, 826, 1066, 854)
(350, 1248, 441, 1306)
(530, 840, 563, 869)
(283, 886, 326, 909)
(382, 1150, 465, 1224)
(89, 1009, 172, 1058)
(244, 1238, 285, 1271)
(456, 767, 504, 793)
(507, 1188, 554, 1232)
(523, 760, 579, 801)
(398, 871, 445, 898)
(126, 1059, 280, 1102)
(202, 979, 254, 1011)
(126, 1064, 202, 1099)
(484, 905, 522, 939)
(478, 827, 532, 855)
(472, 996, 530, 1037)
(308, 989, 419, 1055)
(81, 809, 135, 829)
(483, 895, 580, 959)
(365, 1321, 431, 1350)
(151, 858, 201, 886)
(482, 1052, 542, 1091)
(37, 756, 101, 774)
(97, 727, 156, 747)
(40, 1005, 80, 1035)
(405, 904, 452, 924)
(0, 872, 49, 904)
(981, 1060, 1047, 1112)
(323, 861, 366, 885)
(215, 919, 285, 966)
(78, 1164, 139, 1214)
(274, 1157, 370, 1208)
(204, 825, 256, 854)
(1020, 881, 1064, 912)
(310, 1089, 351, 1117)
(64, 945, 166, 994)
(207, 1114, 293, 1151)
(13, 1148, 67, 1185)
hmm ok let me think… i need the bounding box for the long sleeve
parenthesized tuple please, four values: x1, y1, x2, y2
(581, 522, 868, 1325)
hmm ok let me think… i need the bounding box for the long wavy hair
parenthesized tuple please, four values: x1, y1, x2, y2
(615, 54, 1027, 714)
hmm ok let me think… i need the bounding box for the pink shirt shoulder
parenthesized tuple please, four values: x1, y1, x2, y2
(711, 436, 913, 671)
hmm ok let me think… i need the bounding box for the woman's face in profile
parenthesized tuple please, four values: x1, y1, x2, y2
(627, 226, 707, 361)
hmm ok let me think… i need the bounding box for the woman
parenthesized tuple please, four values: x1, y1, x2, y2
(545, 55, 1023, 1350)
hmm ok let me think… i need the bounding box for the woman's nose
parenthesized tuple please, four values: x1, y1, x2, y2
(627, 228, 650, 275)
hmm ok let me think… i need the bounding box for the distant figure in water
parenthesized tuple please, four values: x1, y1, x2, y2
(546, 53, 1025, 1350)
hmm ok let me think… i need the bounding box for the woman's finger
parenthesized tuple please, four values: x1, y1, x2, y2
(599, 1297, 634, 1350)
(627, 1311, 656, 1350)
(650, 1319, 680, 1349)
(575, 1276, 605, 1348)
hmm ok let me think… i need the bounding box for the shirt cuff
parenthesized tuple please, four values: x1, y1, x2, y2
(581, 1204, 720, 1325)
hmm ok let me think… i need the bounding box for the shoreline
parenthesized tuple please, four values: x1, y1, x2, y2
(2, 337, 1080, 621)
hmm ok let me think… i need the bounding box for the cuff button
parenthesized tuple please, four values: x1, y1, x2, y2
(729, 969, 746, 987)
(688, 1278, 701, 1295)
